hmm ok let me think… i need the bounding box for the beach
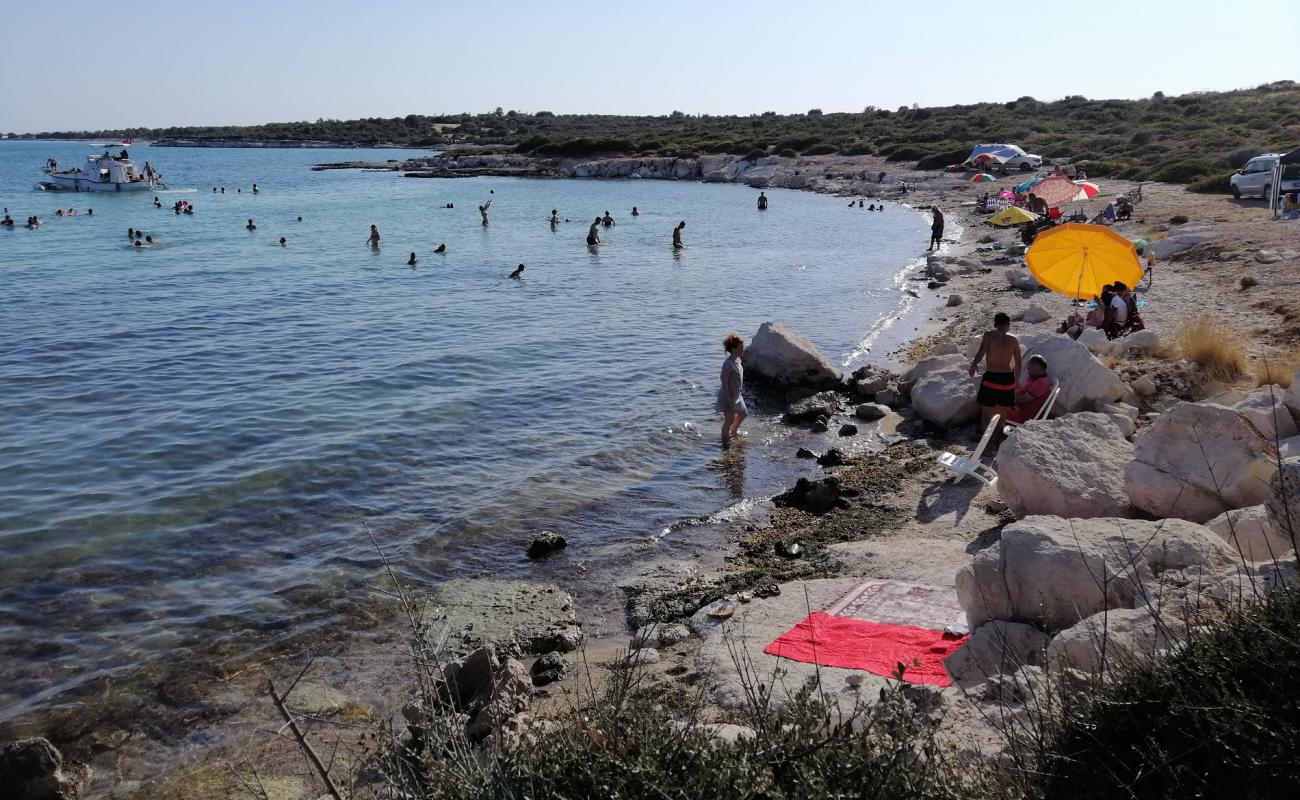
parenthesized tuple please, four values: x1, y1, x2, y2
(5, 144, 1298, 797)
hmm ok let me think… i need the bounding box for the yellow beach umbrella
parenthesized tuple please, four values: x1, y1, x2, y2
(1026, 223, 1142, 299)
(988, 206, 1039, 227)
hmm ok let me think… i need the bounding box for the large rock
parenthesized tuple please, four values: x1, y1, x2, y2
(1284, 372, 1300, 425)
(1265, 457, 1300, 553)
(0, 738, 90, 800)
(1204, 504, 1295, 562)
(1022, 335, 1126, 413)
(1006, 268, 1040, 291)
(956, 515, 1237, 632)
(850, 364, 893, 396)
(1229, 386, 1299, 442)
(944, 620, 1049, 687)
(743, 322, 840, 388)
(1020, 305, 1051, 324)
(783, 391, 839, 423)
(1125, 402, 1278, 522)
(1045, 607, 1176, 675)
(995, 413, 1135, 518)
(429, 579, 583, 656)
(899, 353, 966, 394)
(911, 362, 979, 428)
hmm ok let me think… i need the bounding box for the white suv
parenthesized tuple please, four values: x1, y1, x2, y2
(1230, 153, 1300, 199)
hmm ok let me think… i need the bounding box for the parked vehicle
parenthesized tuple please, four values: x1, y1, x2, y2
(965, 144, 1043, 172)
(1230, 153, 1300, 199)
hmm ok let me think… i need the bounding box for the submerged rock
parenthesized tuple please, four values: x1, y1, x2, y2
(429, 579, 584, 656)
(838, 423, 858, 437)
(783, 391, 839, 423)
(0, 738, 91, 800)
(526, 531, 567, 559)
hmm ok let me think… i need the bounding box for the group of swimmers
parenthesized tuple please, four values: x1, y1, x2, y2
(209, 185, 259, 194)
(3, 206, 93, 229)
(849, 198, 886, 211)
(126, 227, 158, 247)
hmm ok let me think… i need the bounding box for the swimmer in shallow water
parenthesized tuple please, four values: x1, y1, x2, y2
(297, 216, 302, 222)
(407, 252, 418, 266)
(145, 235, 154, 244)
(631, 206, 639, 216)
(602, 210, 615, 227)
(128, 227, 135, 238)
(280, 237, 287, 246)
(479, 201, 491, 225)
(434, 243, 446, 254)
(673, 220, 687, 249)
(549, 209, 560, 225)
(587, 217, 601, 246)
(133, 239, 144, 247)
(509, 264, 524, 279)
(367, 225, 380, 245)
(246, 219, 257, 230)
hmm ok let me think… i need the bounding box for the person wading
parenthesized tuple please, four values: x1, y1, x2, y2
(716, 333, 747, 445)
(928, 206, 944, 251)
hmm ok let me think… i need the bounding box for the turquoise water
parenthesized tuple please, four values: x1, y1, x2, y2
(0, 141, 927, 723)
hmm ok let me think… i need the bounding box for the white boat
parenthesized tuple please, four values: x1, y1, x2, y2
(37, 149, 163, 192)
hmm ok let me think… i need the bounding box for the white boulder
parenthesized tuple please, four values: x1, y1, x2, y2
(743, 322, 840, 388)
(1132, 374, 1157, 397)
(1116, 329, 1160, 357)
(1076, 326, 1112, 355)
(1265, 457, 1300, 552)
(899, 353, 966, 393)
(1006, 269, 1040, 291)
(956, 515, 1237, 632)
(1023, 335, 1127, 413)
(1204, 504, 1295, 562)
(1045, 607, 1177, 675)
(1125, 402, 1278, 522)
(995, 413, 1135, 518)
(911, 362, 979, 428)
(944, 620, 1049, 688)
(1229, 386, 1298, 441)
(1021, 305, 1051, 324)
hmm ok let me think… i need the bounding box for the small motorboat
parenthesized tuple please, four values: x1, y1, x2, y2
(38, 147, 163, 192)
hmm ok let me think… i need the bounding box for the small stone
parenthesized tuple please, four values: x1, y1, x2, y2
(838, 423, 858, 436)
(775, 541, 804, 558)
(876, 388, 900, 407)
(816, 448, 847, 467)
(946, 294, 964, 307)
(854, 403, 889, 421)
(530, 652, 570, 686)
(527, 531, 567, 559)
(614, 648, 661, 668)
(984, 499, 1008, 515)
(795, 447, 816, 459)
(810, 419, 829, 433)
(1131, 375, 1157, 397)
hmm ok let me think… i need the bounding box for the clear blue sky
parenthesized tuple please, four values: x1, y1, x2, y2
(2, 0, 1295, 132)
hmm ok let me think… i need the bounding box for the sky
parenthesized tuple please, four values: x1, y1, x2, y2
(2, 0, 1296, 133)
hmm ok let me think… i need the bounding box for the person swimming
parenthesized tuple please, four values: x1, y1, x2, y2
(757, 192, 767, 210)
(145, 235, 154, 244)
(221, 187, 225, 193)
(407, 252, 418, 266)
(56, 209, 64, 217)
(0, 214, 13, 227)
(86, 209, 93, 216)
(133, 239, 144, 247)
(549, 209, 560, 225)
(183, 205, 194, 215)
(252, 183, 259, 194)
(280, 237, 287, 246)
(434, 243, 446, 253)
(602, 210, 615, 227)
(509, 264, 524, 279)
(673, 221, 686, 249)
(479, 200, 491, 225)
(631, 206, 640, 216)
(587, 217, 601, 246)
(297, 216, 302, 222)
(128, 227, 135, 238)
(367, 224, 380, 245)
(246, 219, 257, 230)
(134, 231, 143, 240)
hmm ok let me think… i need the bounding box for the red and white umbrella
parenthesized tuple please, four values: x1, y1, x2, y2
(1071, 180, 1101, 201)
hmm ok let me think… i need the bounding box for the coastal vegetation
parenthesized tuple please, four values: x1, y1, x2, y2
(10, 82, 1297, 185)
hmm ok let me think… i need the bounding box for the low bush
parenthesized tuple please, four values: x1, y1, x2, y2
(916, 147, 971, 171)
(1177, 314, 1245, 381)
(800, 143, 838, 156)
(777, 148, 797, 158)
(840, 141, 875, 156)
(1148, 159, 1212, 183)
(1187, 171, 1234, 194)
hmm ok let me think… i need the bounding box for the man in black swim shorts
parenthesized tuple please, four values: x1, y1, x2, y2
(969, 311, 1021, 431)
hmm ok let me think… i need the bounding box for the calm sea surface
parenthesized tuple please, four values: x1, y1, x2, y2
(0, 141, 927, 724)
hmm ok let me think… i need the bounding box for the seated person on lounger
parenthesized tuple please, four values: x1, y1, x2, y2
(1007, 355, 1052, 424)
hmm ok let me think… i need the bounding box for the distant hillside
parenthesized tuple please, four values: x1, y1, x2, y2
(11, 81, 1297, 184)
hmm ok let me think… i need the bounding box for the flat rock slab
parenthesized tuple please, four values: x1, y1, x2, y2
(690, 578, 899, 710)
(428, 578, 583, 657)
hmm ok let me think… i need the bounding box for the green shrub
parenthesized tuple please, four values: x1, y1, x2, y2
(1038, 586, 1300, 799)
(742, 149, 767, 162)
(916, 147, 970, 171)
(1148, 159, 1211, 182)
(1187, 171, 1234, 194)
(801, 143, 838, 156)
(840, 141, 875, 155)
(884, 144, 935, 162)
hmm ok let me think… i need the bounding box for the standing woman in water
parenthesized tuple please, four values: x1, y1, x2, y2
(367, 225, 380, 246)
(716, 333, 747, 445)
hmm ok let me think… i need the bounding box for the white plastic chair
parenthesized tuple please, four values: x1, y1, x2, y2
(1004, 380, 1061, 431)
(936, 414, 1001, 486)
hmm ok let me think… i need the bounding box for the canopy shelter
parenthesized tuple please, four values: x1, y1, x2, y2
(971, 173, 999, 183)
(1026, 223, 1142, 300)
(965, 144, 1027, 165)
(989, 206, 1040, 227)
(1272, 147, 1300, 218)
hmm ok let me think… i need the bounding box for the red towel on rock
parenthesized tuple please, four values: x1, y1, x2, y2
(763, 611, 968, 687)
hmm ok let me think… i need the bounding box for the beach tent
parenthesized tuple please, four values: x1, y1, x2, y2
(971, 173, 999, 183)
(1271, 147, 1300, 218)
(1015, 175, 1044, 193)
(965, 144, 1027, 165)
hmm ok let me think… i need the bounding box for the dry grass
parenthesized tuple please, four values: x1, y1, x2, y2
(1253, 348, 1300, 387)
(1177, 315, 1246, 383)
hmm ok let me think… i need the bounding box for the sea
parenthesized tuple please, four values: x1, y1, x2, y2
(0, 140, 930, 729)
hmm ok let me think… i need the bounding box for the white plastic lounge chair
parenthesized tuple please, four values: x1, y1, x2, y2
(1004, 380, 1061, 431)
(936, 414, 1001, 486)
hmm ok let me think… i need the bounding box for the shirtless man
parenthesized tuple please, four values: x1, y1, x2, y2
(509, 264, 525, 279)
(587, 217, 601, 246)
(479, 200, 491, 225)
(672, 221, 686, 249)
(969, 312, 1021, 431)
